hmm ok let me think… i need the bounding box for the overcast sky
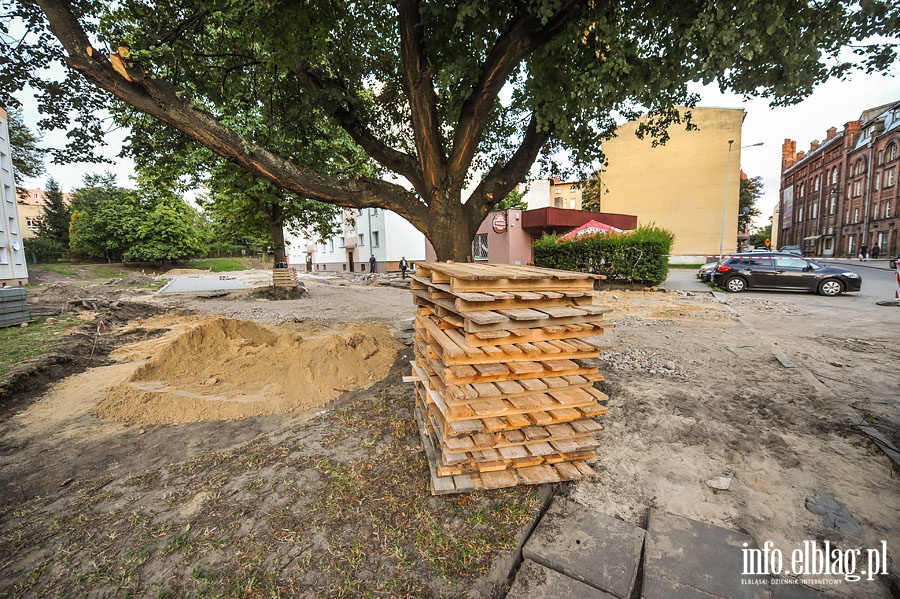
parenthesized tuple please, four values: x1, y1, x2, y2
(15, 64, 900, 230)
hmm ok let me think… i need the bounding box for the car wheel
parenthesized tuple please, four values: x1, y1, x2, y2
(724, 276, 747, 292)
(818, 279, 843, 296)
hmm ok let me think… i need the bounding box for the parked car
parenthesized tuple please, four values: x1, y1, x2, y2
(778, 245, 804, 256)
(697, 261, 718, 282)
(712, 252, 862, 296)
(890, 254, 898, 270)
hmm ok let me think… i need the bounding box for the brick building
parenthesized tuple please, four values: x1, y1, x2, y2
(779, 100, 900, 258)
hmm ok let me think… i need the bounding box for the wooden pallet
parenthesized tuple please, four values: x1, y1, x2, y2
(416, 406, 597, 494)
(272, 267, 299, 288)
(414, 261, 600, 292)
(408, 262, 610, 494)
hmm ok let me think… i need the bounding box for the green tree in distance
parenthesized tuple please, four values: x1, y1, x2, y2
(4, 106, 44, 195)
(3, 1, 897, 259)
(494, 187, 528, 211)
(739, 175, 764, 233)
(36, 177, 71, 246)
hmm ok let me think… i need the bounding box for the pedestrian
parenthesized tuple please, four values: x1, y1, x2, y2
(859, 244, 868, 261)
(871, 244, 880, 259)
(399, 256, 408, 279)
(369, 254, 377, 272)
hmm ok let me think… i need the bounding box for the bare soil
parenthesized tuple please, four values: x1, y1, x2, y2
(1, 273, 898, 597)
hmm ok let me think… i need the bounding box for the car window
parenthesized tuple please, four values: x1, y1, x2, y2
(773, 257, 807, 268)
(736, 257, 772, 266)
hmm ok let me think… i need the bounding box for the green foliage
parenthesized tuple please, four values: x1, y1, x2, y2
(181, 258, 251, 272)
(36, 177, 71, 246)
(747, 221, 773, 249)
(3, 1, 898, 259)
(580, 174, 603, 213)
(22, 236, 65, 263)
(3, 106, 45, 188)
(67, 173, 206, 263)
(533, 225, 675, 285)
(123, 192, 206, 262)
(494, 188, 528, 211)
(739, 176, 764, 231)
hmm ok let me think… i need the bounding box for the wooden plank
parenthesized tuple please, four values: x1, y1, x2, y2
(517, 465, 562, 485)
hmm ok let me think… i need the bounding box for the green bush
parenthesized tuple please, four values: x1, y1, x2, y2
(23, 237, 66, 263)
(532, 225, 675, 285)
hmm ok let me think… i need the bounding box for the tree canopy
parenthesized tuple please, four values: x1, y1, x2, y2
(739, 175, 764, 232)
(4, 106, 45, 191)
(36, 177, 71, 246)
(3, 1, 898, 259)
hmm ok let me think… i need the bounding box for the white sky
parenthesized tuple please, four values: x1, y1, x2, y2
(16, 64, 900, 231)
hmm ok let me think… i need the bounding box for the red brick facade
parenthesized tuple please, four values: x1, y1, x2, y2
(779, 101, 900, 258)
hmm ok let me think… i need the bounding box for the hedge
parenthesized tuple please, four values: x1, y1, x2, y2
(532, 225, 675, 285)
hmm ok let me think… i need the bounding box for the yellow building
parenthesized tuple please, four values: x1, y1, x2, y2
(597, 107, 746, 258)
(549, 179, 582, 209)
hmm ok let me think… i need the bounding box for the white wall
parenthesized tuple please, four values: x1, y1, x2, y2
(0, 108, 29, 285)
(520, 179, 551, 209)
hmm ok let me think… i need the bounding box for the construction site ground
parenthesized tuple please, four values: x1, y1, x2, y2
(0, 264, 898, 598)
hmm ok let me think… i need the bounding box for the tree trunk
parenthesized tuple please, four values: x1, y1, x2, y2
(268, 219, 287, 265)
(425, 191, 482, 262)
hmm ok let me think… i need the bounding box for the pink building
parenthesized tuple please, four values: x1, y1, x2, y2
(426, 207, 637, 264)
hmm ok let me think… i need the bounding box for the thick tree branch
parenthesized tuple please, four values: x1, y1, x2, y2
(33, 0, 428, 225)
(467, 113, 551, 227)
(292, 64, 424, 189)
(448, 1, 581, 183)
(398, 0, 445, 201)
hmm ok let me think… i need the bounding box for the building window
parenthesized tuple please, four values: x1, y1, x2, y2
(872, 202, 879, 219)
(569, 184, 577, 191)
(338, 236, 345, 248)
(875, 172, 881, 190)
(797, 206, 803, 222)
(854, 180, 862, 196)
(554, 197, 564, 208)
(886, 168, 896, 188)
(886, 202, 893, 218)
(854, 207, 859, 222)
(831, 167, 838, 184)
(811, 202, 818, 219)
(829, 194, 836, 215)
(358, 233, 364, 246)
(329, 239, 334, 252)
(813, 175, 820, 192)
(799, 183, 805, 198)
(0, 247, 7, 265)
(372, 231, 380, 247)
(856, 159, 865, 175)
(888, 143, 898, 162)
(471, 233, 488, 260)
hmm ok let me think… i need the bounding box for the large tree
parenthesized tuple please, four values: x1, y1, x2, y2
(739, 174, 764, 232)
(4, 106, 45, 193)
(36, 176, 71, 245)
(3, 1, 897, 260)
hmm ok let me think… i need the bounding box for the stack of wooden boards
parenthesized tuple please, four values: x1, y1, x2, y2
(271, 267, 299, 289)
(408, 261, 612, 494)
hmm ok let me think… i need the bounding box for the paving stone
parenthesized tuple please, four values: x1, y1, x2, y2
(522, 498, 645, 598)
(642, 574, 727, 599)
(643, 509, 769, 599)
(506, 559, 619, 599)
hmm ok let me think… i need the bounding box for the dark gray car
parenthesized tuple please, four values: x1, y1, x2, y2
(712, 253, 862, 296)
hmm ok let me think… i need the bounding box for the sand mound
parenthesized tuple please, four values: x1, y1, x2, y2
(97, 318, 401, 424)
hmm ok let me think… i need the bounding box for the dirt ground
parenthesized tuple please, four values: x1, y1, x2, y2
(1, 269, 898, 597)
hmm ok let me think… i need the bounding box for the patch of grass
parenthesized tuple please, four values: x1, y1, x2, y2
(181, 258, 251, 272)
(0, 316, 76, 377)
(668, 263, 704, 269)
(132, 280, 167, 291)
(29, 263, 76, 276)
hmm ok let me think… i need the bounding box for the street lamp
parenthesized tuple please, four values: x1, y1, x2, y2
(719, 140, 764, 258)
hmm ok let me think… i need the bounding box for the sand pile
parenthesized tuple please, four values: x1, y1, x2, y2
(97, 317, 401, 424)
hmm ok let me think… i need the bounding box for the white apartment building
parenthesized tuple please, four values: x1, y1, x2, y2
(286, 207, 425, 273)
(0, 107, 29, 286)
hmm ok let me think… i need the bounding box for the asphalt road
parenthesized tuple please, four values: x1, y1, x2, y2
(663, 262, 899, 305)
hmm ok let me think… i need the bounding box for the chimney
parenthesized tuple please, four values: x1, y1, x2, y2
(810, 140, 820, 152)
(826, 127, 837, 140)
(796, 151, 806, 161)
(781, 139, 797, 171)
(844, 120, 861, 149)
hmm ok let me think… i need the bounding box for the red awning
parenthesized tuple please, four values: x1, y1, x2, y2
(557, 220, 622, 241)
